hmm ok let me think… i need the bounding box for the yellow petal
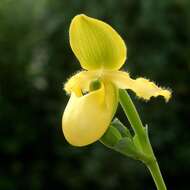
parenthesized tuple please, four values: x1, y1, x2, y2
(69, 14, 127, 70)
(64, 70, 99, 96)
(105, 71, 171, 102)
(62, 82, 118, 146)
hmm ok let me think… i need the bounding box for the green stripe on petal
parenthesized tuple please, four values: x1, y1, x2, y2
(69, 14, 127, 70)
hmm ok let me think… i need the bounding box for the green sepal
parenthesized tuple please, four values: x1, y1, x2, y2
(114, 137, 151, 162)
(100, 119, 149, 162)
(113, 137, 140, 159)
(100, 126, 122, 148)
(111, 118, 132, 138)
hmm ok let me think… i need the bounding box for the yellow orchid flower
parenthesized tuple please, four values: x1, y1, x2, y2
(62, 14, 171, 147)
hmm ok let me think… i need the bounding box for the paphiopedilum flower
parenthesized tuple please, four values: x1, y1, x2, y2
(62, 14, 171, 147)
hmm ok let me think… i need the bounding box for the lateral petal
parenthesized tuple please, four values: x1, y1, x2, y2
(105, 71, 171, 102)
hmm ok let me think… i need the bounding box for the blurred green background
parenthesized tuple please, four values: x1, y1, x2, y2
(0, 0, 189, 189)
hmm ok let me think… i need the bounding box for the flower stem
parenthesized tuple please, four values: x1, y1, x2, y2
(148, 160, 167, 190)
(119, 89, 167, 190)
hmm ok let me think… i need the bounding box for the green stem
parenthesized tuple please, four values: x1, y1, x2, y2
(148, 160, 167, 190)
(119, 89, 167, 190)
(118, 89, 147, 150)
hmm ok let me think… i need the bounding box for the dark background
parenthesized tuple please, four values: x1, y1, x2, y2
(0, 0, 189, 189)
